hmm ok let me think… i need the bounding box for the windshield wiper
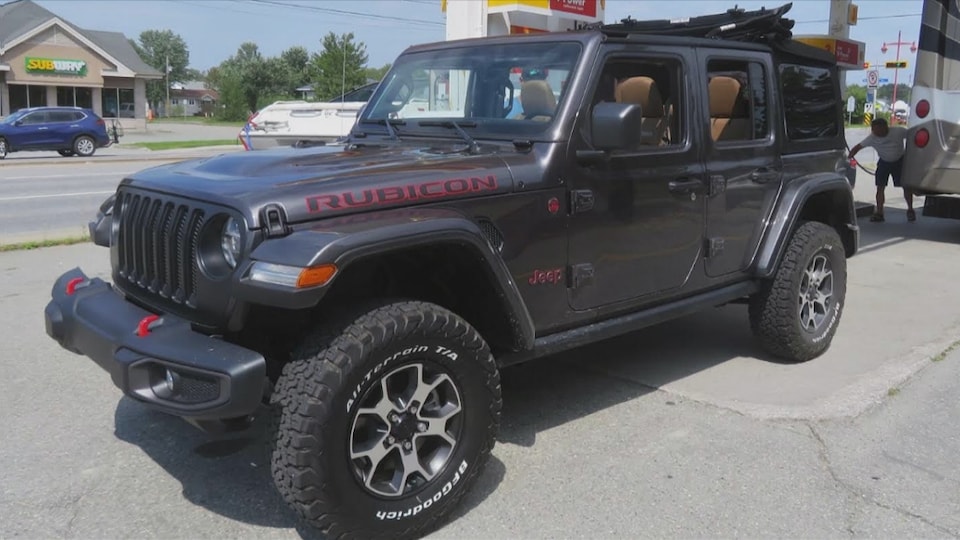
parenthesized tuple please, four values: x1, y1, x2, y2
(418, 120, 479, 154)
(358, 118, 404, 141)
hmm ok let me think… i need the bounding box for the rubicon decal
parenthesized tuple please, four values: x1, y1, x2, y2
(306, 175, 498, 213)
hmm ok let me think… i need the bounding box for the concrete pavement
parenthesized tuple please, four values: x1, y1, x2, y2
(2, 196, 960, 537)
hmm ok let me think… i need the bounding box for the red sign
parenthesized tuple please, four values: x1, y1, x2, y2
(834, 39, 861, 66)
(550, 0, 596, 17)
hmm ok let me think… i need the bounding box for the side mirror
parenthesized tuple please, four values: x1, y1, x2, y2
(591, 102, 642, 151)
(13, 120, 23, 127)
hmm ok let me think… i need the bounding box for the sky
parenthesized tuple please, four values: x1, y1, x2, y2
(28, 0, 926, 85)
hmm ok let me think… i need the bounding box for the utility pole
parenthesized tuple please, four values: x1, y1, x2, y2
(881, 30, 917, 124)
(165, 54, 170, 118)
(827, 0, 852, 96)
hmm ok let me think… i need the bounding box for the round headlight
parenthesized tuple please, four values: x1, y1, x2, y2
(221, 217, 242, 269)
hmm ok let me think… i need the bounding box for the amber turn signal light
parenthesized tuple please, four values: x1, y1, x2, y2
(297, 264, 337, 288)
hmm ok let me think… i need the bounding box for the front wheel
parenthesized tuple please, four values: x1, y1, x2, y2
(269, 301, 501, 539)
(0, 137, 7, 159)
(73, 135, 96, 157)
(749, 221, 847, 362)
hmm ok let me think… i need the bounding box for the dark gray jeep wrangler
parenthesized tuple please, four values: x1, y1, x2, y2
(45, 4, 858, 538)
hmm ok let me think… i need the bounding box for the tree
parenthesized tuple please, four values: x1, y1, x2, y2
(363, 63, 391, 83)
(281, 46, 311, 95)
(208, 42, 291, 120)
(131, 30, 189, 110)
(308, 32, 369, 100)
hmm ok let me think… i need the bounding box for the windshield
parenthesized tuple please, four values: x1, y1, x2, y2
(0, 110, 26, 124)
(359, 41, 582, 139)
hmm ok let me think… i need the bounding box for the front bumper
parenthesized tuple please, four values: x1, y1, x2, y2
(44, 268, 266, 422)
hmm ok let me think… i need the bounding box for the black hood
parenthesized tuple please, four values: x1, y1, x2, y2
(121, 144, 517, 228)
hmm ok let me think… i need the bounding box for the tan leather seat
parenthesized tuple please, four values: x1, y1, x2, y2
(514, 80, 556, 121)
(614, 76, 666, 146)
(709, 76, 751, 142)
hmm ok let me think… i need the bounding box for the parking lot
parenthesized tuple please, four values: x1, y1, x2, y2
(2, 128, 960, 538)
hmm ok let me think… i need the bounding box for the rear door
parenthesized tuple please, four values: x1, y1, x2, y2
(566, 46, 707, 310)
(48, 110, 81, 147)
(698, 49, 782, 277)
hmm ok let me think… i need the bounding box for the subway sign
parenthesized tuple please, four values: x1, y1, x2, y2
(25, 57, 88, 76)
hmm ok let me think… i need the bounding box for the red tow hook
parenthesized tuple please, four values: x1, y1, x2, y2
(136, 315, 163, 337)
(65, 277, 90, 295)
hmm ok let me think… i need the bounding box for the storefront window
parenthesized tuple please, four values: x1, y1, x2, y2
(76, 87, 93, 109)
(102, 87, 135, 118)
(9, 84, 48, 112)
(57, 86, 94, 109)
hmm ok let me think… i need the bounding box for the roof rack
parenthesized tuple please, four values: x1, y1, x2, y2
(587, 3, 796, 44)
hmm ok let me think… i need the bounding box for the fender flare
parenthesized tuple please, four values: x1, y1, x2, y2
(237, 208, 536, 351)
(752, 173, 858, 278)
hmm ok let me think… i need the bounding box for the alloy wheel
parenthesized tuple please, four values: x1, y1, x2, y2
(348, 362, 463, 498)
(798, 253, 833, 331)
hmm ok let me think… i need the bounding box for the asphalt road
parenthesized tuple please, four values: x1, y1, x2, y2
(0, 149, 241, 245)
(3, 182, 960, 538)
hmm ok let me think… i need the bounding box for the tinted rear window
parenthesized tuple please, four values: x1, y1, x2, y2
(48, 111, 78, 122)
(779, 64, 839, 140)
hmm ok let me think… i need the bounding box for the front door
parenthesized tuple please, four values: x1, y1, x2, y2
(699, 50, 782, 276)
(567, 48, 706, 311)
(8, 111, 51, 148)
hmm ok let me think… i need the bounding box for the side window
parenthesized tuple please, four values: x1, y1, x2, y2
(72, 112, 86, 122)
(20, 112, 47, 125)
(48, 111, 73, 123)
(779, 63, 839, 140)
(589, 58, 684, 149)
(707, 59, 768, 143)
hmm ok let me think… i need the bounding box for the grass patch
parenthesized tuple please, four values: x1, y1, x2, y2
(150, 117, 245, 128)
(0, 235, 90, 252)
(887, 387, 900, 397)
(932, 339, 960, 362)
(129, 139, 240, 151)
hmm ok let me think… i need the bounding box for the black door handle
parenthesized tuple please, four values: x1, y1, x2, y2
(749, 168, 780, 184)
(668, 179, 702, 193)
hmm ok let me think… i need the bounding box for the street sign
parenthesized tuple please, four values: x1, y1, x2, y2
(867, 69, 879, 85)
(861, 78, 891, 83)
(846, 95, 856, 113)
(864, 102, 874, 113)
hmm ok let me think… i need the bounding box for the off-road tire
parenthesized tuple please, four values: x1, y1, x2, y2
(0, 137, 7, 159)
(749, 221, 847, 362)
(73, 135, 96, 157)
(58, 149, 75, 157)
(269, 301, 501, 539)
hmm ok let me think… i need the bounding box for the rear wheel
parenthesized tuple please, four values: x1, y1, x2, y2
(73, 135, 96, 157)
(269, 301, 501, 539)
(0, 137, 7, 159)
(749, 221, 847, 362)
(58, 150, 75, 157)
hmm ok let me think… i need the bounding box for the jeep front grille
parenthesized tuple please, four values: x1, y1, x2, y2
(115, 190, 205, 306)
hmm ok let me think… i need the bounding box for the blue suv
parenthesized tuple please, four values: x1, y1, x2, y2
(0, 107, 112, 159)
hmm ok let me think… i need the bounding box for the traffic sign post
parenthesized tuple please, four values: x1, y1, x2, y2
(867, 69, 879, 86)
(846, 95, 855, 124)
